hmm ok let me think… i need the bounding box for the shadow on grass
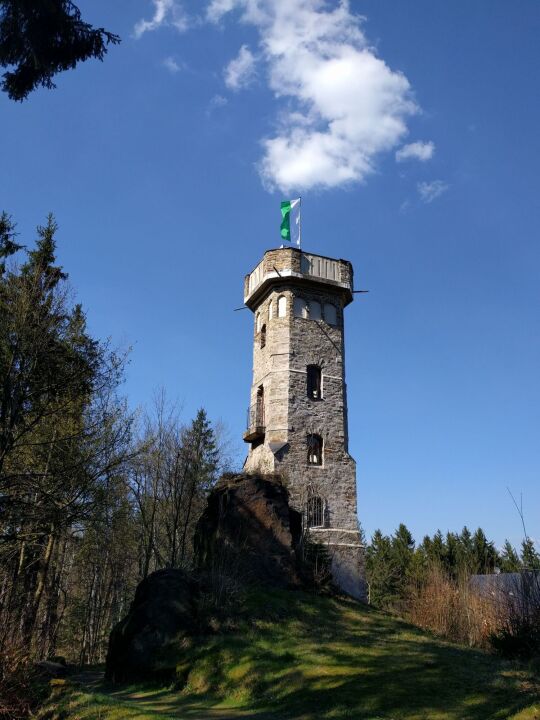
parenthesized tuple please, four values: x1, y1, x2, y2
(92, 590, 539, 720)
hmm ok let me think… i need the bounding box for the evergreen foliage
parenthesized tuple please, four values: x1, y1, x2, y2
(0, 0, 120, 101)
(499, 540, 521, 572)
(366, 524, 535, 613)
(521, 538, 540, 570)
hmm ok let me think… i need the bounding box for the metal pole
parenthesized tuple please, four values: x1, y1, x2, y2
(298, 196, 302, 248)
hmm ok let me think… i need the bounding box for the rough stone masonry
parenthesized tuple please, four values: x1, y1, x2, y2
(242, 247, 366, 599)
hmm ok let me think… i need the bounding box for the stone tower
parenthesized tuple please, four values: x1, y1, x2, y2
(242, 247, 365, 599)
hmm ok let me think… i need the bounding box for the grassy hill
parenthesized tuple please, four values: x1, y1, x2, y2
(38, 589, 539, 720)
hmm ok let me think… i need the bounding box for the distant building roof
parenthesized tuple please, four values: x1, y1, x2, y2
(470, 572, 540, 616)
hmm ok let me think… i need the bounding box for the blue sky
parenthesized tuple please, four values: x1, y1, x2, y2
(1, 0, 539, 549)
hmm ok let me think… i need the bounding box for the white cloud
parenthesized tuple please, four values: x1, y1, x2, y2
(207, 0, 419, 192)
(134, 0, 188, 38)
(207, 0, 239, 23)
(417, 180, 448, 203)
(163, 56, 184, 73)
(396, 140, 435, 163)
(224, 45, 257, 91)
(206, 94, 228, 115)
(399, 199, 410, 213)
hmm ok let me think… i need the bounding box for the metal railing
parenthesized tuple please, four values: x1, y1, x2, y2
(246, 402, 265, 432)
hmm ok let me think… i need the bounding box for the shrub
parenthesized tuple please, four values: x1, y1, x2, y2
(406, 566, 502, 648)
(490, 573, 540, 659)
(0, 642, 47, 719)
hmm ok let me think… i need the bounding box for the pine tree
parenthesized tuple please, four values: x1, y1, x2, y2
(471, 528, 498, 574)
(178, 409, 219, 565)
(458, 526, 474, 572)
(521, 538, 540, 570)
(0, 1, 120, 101)
(392, 524, 415, 571)
(427, 530, 447, 567)
(366, 530, 398, 609)
(445, 532, 461, 576)
(0, 212, 21, 274)
(389, 524, 415, 603)
(500, 540, 521, 573)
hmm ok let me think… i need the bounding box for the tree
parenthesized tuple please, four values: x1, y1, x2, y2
(500, 540, 521, 573)
(0, 213, 233, 669)
(0, 213, 133, 656)
(384, 524, 415, 607)
(445, 532, 461, 576)
(421, 530, 447, 568)
(64, 471, 139, 665)
(0, 0, 120, 101)
(130, 400, 221, 577)
(0, 212, 21, 273)
(458, 526, 474, 572)
(176, 408, 219, 566)
(521, 538, 540, 571)
(366, 530, 398, 609)
(471, 528, 498, 574)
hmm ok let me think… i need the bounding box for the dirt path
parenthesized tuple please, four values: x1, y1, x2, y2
(70, 668, 104, 689)
(70, 669, 274, 720)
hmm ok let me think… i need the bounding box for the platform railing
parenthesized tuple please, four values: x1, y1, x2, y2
(246, 402, 265, 432)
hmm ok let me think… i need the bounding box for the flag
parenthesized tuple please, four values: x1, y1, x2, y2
(280, 198, 301, 245)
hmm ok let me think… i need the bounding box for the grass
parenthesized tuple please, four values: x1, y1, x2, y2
(38, 589, 540, 720)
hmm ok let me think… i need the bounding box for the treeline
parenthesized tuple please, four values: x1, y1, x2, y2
(0, 214, 231, 677)
(365, 524, 540, 654)
(366, 523, 540, 612)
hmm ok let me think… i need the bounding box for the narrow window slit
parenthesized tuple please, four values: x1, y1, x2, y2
(307, 365, 322, 400)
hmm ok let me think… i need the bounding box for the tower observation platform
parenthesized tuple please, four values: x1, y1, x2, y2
(242, 247, 366, 600)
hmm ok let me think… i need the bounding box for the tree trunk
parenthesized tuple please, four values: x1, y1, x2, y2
(22, 526, 55, 652)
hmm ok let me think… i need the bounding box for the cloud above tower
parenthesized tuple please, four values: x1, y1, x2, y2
(134, 0, 436, 194)
(224, 45, 257, 90)
(208, 0, 422, 193)
(396, 141, 435, 163)
(133, 0, 188, 38)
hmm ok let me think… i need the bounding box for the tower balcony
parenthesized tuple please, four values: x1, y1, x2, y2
(243, 403, 265, 443)
(243, 247, 353, 309)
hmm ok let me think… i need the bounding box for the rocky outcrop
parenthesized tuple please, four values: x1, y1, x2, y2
(106, 474, 307, 683)
(194, 473, 303, 588)
(105, 568, 197, 682)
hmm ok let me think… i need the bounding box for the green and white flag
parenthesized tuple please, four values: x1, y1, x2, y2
(280, 198, 301, 246)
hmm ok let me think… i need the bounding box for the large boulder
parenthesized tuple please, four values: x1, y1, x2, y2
(105, 568, 197, 682)
(106, 474, 306, 684)
(194, 473, 303, 588)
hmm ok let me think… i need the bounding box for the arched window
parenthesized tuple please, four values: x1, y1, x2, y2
(268, 301, 274, 320)
(277, 295, 287, 318)
(260, 324, 266, 348)
(309, 300, 322, 321)
(306, 496, 324, 528)
(307, 365, 322, 400)
(307, 434, 323, 466)
(294, 297, 309, 319)
(324, 303, 337, 326)
(256, 312, 262, 333)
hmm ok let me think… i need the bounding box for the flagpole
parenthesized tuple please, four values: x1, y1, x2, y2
(298, 196, 302, 249)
